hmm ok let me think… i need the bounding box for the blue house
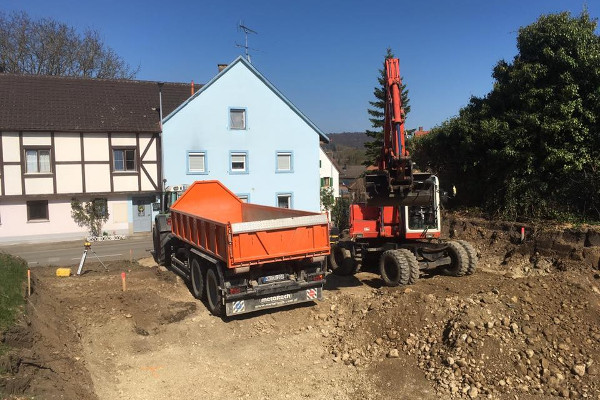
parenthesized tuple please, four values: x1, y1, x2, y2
(162, 56, 329, 212)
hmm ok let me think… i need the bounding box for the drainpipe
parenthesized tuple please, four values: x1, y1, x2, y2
(158, 82, 165, 194)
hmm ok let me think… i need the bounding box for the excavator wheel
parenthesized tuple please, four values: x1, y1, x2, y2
(329, 244, 358, 276)
(190, 258, 206, 300)
(456, 240, 477, 275)
(206, 267, 224, 317)
(379, 249, 418, 286)
(445, 241, 470, 277)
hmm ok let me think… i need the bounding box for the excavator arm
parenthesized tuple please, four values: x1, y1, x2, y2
(365, 58, 433, 207)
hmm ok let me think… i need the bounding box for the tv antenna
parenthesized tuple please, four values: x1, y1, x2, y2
(236, 21, 258, 64)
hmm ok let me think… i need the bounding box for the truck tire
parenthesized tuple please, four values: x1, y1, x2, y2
(456, 240, 477, 275)
(206, 267, 224, 316)
(329, 244, 358, 276)
(190, 258, 206, 300)
(152, 228, 172, 266)
(445, 241, 469, 277)
(379, 249, 417, 286)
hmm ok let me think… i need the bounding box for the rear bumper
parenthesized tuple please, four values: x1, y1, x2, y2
(224, 281, 323, 316)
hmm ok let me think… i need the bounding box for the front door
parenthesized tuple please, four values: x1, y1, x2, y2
(132, 197, 152, 232)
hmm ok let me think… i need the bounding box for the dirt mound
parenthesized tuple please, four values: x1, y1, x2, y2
(0, 273, 97, 400)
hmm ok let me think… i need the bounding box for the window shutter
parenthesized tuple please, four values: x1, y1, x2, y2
(189, 153, 205, 172)
(277, 154, 291, 171)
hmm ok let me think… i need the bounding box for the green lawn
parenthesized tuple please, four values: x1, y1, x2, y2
(0, 253, 27, 332)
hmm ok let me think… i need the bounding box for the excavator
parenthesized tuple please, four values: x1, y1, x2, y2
(330, 58, 477, 286)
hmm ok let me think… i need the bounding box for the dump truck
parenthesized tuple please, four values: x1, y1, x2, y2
(155, 180, 329, 317)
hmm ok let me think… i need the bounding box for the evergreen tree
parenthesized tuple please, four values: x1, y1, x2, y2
(363, 48, 412, 166)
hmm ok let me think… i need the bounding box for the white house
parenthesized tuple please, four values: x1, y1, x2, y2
(319, 147, 340, 211)
(162, 56, 329, 212)
(0, 73, 194, 243)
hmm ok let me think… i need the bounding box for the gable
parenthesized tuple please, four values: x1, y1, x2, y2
(164, 57, 329, 143)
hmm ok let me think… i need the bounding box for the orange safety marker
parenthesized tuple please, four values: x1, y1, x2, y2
(27, 269, 31, 297)
(121, 272, 127, 291)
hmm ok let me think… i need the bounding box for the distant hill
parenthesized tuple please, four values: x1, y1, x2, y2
(326, 132, 370, 149)
(323, 132, 369, 167)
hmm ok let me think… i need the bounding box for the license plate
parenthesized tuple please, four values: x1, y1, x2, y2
(260, 273, 286, 284)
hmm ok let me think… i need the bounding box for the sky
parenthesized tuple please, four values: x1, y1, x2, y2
(2, 0, 599, 134)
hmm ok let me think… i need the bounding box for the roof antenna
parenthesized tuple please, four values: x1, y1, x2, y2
(236, 21, 258, 64)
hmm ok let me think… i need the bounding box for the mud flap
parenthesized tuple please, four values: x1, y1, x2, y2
(225, 287, 323, 316)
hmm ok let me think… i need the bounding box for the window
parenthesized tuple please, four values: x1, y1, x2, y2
(229, 108, 246, 130)
(321, 177, 332, 187)
(277, 194, 292, 209)
(276, 152, 292, 172)
(188, 152, 206, 173)
(230, 152, 247, 173)
(113, 149, 136, 171)
(27, 200, 49, 221)
(25, 149, 51, 173)
(237, 194, 249, 203)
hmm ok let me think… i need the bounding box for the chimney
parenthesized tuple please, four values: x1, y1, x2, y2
(418, 126, 423, 131)
(191, 80, 194, 95)
(218, 64, 228, 72)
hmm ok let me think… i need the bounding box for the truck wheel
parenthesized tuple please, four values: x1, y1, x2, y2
(206, 268, 224, 316)
(379, 249, 415, 286)
(152, 228, 172, 266)
(329, 244, 357, 276)
(456, 240, 477, 275)
(190, 258, 206, 300)
(445, 241, 469, 277)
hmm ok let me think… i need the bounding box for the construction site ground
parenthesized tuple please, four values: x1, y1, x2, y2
(1, 215, 600, 400)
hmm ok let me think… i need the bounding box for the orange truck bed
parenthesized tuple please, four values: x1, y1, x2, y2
(170, 181, 330, 268)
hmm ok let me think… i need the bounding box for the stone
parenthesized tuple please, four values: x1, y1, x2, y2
(387, 349, 400, 358)
(468, 386, 479, 398)
(572, 364, 586, 377)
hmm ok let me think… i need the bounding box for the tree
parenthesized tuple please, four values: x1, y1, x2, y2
(320, 186, 335, 213)
(363, 48, 413, 167)
(411, 11, 600, 221)
(0, 11, 138, 78)
(331, 197, 350, 230)
(71, 198, 110, 237)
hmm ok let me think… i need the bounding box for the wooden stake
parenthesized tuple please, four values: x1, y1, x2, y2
(27, 269, 31, 297)
(121, 272, 126, 291)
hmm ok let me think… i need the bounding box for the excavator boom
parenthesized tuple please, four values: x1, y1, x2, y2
(365, 58, 432, 206)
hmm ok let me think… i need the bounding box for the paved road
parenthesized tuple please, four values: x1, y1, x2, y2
(0, 233, 154, 267)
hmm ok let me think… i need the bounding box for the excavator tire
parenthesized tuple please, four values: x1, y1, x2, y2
(456, 240, 477, 275)
(329, 244, 358, 276)
(379, 249, 416, 286)
(396, 248, 420, 284)
(206, 267, 224, 317)
(190, 258, 206, 300)
(445, 241, 469, 277)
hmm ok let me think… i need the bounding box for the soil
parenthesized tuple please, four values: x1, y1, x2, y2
(1, 215, 600, 400)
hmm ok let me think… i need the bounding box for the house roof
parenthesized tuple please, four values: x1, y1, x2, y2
(164, 56, 330, 143)
(340, 165, 366, 180)
(319, 146, 341, 173)
(0, 73, 197, 133)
